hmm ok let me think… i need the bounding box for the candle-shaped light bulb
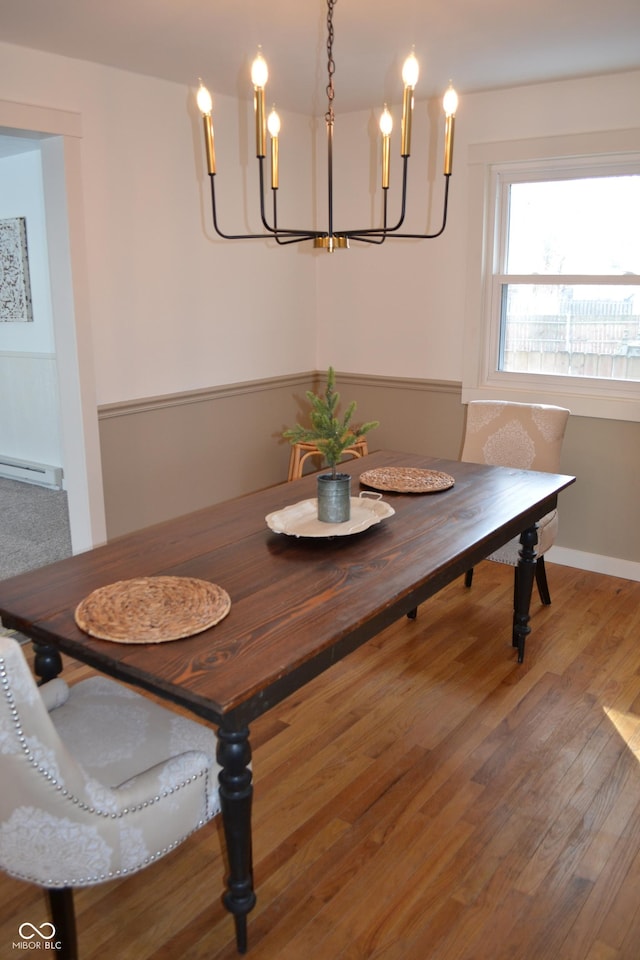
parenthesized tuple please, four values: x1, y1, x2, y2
(401, 51, 418, 157)
(251, 48, 268, 158)
(443, 83, 458, 118)
(251, 50, 268, 89)
(379, 105, 393, 137)
(267, 107, 281, 137)
(196, 81, 216, 175)
(267, 106, 280, 189)
(402, 51, 419, 89)
(443, 82, 458, 175)
(196, 81, 212, 116)
(379, 105, 392, 189)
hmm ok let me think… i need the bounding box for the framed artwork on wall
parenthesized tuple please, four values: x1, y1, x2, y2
(0, 217, 34, 322)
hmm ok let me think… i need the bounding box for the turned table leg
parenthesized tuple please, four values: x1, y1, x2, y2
(217, 725, 256, 954)
(512, 524, 538, 664)
(32, 641, 63, 684)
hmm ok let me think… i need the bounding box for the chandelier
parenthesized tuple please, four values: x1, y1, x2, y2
(196, 0, 458, 253)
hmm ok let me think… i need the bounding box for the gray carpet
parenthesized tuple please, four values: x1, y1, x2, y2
(0, 476, 72, 580)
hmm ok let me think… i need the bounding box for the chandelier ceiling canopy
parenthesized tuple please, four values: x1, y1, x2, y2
(196, 0, 458, 252)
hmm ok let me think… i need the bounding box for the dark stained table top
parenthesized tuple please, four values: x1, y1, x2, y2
(0, 451, 575, 728)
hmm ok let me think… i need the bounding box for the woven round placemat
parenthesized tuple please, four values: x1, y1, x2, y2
(74, 576, 231, 644)
(359, 466, 455, 494)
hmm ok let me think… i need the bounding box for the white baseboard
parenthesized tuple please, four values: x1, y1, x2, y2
(0, 457, 63, 489)
(546, 546, 640, 582)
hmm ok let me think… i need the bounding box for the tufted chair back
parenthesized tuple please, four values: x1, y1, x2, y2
(461, 400, 569, 474)
(0, 635, 222, 958)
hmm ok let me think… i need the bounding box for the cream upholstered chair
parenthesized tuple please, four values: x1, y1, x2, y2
(0, 635, 222, 960)
(460, 400, 570, 606)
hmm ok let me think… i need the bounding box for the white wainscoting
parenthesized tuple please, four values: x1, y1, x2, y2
(0, 352, 63, 470)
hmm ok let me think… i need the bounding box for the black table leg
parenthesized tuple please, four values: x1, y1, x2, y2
(512, 524, 538, 663)
(32, 641, 63, 684)
(217, 725, 256, 954)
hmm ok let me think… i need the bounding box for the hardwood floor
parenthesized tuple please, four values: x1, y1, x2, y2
(2, 561, 640, 959)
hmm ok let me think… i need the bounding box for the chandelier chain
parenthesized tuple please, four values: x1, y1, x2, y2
(325, 0, 336, 124)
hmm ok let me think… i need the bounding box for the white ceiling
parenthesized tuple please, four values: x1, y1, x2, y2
(1, 0, 640, 116)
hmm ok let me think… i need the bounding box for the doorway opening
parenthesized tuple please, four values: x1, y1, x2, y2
(0, 100, 106, 568)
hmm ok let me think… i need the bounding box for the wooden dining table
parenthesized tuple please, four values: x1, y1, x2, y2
(0, 449, 575, 952)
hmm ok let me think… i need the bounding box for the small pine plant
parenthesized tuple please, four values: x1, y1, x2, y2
(283, 367, 379, 478)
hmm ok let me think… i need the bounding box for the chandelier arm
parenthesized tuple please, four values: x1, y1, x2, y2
(258, 158, 276, 233)
(377, 154, 410, 234)
(345, 172, 451, 241)
(379, 173, 451, 239)
(271, 188, 320, 244)
(346, 234, 388, 245)
(208, 175, 278, 240)
(271, 209, 323, 245)
(274, 234, 323, 246)
(384, 154, 410, 233)
(337, 190, 389, 244)
(256, 160, 324, 240)
(271, 189, 288, 244)
(208, 175, 320, 242)
(332, 157, 410, 240)
(270, 176, 321, 245)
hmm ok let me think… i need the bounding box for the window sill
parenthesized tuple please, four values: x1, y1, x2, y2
(462, 372, 640, 421)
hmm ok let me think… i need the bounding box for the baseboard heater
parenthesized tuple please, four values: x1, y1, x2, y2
(0, 457, 63, 490)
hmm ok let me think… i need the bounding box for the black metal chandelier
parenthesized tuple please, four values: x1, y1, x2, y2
(196, 0, 458, 252)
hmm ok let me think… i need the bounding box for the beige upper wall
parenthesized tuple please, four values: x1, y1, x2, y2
(0, 42, 318, 407)
(2, 41, 638, 403)
(1, 43, 638, 568)
(315, 69, 640, 387)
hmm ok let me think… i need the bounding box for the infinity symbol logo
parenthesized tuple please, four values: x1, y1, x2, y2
(18, 922, 56, 940)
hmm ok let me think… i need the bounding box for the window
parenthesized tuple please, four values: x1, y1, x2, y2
(497, 174, 640, 382)
(463, 130, 640, 421)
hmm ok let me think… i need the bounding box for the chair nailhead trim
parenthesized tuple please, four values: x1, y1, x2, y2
(0, 657, 218, 887)
(31, 821, 210, 885)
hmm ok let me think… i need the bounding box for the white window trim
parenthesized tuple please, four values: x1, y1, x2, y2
(462, 128, 640, 421)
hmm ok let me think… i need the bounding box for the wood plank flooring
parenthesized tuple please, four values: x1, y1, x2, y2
(2, 561, 640, 959)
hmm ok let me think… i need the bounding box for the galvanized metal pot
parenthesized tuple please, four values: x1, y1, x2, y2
(317, 473, 351, 523)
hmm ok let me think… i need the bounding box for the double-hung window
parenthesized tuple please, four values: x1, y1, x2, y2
(463, 132, 640, 420)
(498, 169, 640, 380)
